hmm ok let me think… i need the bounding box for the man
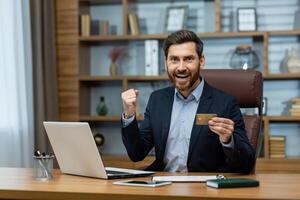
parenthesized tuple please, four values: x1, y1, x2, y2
(121, 30, 255, 173)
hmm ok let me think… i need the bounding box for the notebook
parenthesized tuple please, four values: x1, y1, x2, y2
(206, 178, 259, 188)
(43, 121, 154, 179)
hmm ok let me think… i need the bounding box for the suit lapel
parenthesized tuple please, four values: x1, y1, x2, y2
(188, 82, 213, 161)
(158, 87, 174, 160)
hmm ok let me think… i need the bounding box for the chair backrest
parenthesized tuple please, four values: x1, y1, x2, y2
(200, 69, 263, 172)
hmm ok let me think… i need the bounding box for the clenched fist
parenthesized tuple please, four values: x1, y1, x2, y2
(121, 89, 139, 118)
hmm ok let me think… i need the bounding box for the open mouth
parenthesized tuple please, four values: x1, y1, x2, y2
(175, 74, 189, 79)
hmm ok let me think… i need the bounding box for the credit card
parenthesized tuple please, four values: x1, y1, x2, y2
(195, 114, 217, 125)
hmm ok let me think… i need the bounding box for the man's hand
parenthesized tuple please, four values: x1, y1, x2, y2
(121, 89, 139, 118)
(208, 117, 234, 143)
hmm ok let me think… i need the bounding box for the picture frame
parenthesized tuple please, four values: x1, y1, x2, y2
(165, 6, 188, 33)
(237, 8, 257, 32)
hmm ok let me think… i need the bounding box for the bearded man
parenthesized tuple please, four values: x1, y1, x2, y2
(121, 30, 255, 174)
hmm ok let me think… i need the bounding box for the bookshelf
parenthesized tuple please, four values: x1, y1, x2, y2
(55, 0, 300, 171)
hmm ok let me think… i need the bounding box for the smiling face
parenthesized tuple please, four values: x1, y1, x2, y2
(166, 42, 205, 97)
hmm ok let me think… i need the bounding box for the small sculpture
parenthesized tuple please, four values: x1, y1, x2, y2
(96, 96, 108, 116)
(286, 48, 300, 73)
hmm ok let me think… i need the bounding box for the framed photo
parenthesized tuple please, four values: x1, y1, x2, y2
(165, 6, 188, 32)
(237, 8, 257, 32)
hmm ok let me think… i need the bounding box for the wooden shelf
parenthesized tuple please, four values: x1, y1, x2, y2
(79, 34, 167, 41)
(79, 31, 265, 42)
(268, 30, 300, 36)
(79, 30, 300, 42)
(263, 116, 300, 122)
(79, 75, 169, 82)
(263, 73, 300, 80)
(79, 76, 124, 81)
(79, 0, 122, 5)
(78, 30, 300, 42)
(199, 31, 264, 38)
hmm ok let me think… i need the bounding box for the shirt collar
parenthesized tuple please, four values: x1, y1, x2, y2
(174, 78, 205, 103)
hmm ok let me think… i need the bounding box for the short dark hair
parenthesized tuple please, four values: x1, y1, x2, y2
(163, 30, 204, 59)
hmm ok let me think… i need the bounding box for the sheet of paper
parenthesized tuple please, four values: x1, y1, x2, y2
(152, 175, 218, 182)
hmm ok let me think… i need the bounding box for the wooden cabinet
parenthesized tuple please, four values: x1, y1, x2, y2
(55, 0, 300, 169)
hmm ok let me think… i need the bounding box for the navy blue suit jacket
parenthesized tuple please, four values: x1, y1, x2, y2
(122, 80, 255, 173)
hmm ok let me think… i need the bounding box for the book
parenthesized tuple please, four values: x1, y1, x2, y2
(291, 97, 300, 103)
(151, 40, 159, 75)
(80, 14, 90, 36)
(269, 142, 285, 147)
(289, 109, 300, 116)
(206, 178, 259, 188)
(100, 20, 109, 36)
(145, 40, 159, 76)
(90, 20, 100, 35)
(294, 8, 300, 29)
(270, 154, 285, 158)
(145, 40, 152, 76)
(128, 13, 140, 35)
(270, 148, 285, 153)
(291, 104, 300, 109)
(270, 152, 285, 156)
(289, 108, 300, 112)
(270, 148, 285, 152)
(269, 136, 285, 141)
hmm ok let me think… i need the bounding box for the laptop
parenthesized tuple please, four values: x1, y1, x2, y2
(43, 121, 154, 179)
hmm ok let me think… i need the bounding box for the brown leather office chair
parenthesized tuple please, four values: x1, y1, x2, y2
(201, 69, 263, 173)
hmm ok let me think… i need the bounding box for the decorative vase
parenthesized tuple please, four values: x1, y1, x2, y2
(96, 96, 108, 116)
(230, 45, 260, 70)
(286, 48, 300, 73)
(279, 49, 289, 73)
(109, 62, 118, 76)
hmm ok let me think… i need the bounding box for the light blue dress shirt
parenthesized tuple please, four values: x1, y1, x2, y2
(122, 80, 234, 172)
(163, 80, 204, 172)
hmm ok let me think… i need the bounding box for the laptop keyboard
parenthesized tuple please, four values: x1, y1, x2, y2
(106, 170, 131, 175)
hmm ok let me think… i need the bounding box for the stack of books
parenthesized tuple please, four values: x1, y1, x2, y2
(289, 98, 300, 116)
(269, 136, 286, 158)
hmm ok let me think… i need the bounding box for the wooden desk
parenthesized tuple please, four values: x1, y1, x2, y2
(0, 168, 299, 200)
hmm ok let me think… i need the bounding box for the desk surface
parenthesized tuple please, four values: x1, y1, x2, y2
(0, 168, 299, 200)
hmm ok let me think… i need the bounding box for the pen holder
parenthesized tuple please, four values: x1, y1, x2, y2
(33, 155, 54, 181)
